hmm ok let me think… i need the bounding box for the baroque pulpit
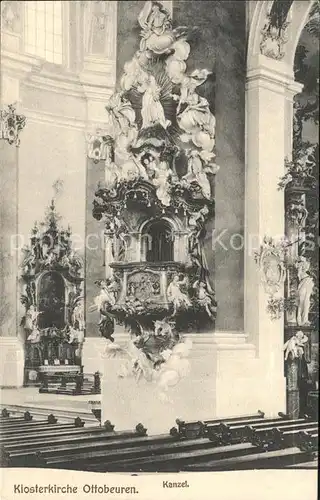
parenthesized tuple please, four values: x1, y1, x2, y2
(91, 0, 219, 431)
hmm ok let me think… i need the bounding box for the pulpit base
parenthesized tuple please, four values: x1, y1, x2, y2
(101, 333, 287, 434)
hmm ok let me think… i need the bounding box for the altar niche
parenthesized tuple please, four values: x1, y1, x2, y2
(37, 271, 67, 330)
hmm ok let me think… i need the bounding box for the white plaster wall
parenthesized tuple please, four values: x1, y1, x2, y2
(17, 114, 86, 254)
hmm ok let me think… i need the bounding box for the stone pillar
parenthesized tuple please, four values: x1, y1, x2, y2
(0, 104, 26, 387)
(244, 55, 303, 415)
(80, 1, 117, 375)
(83, 133, 110, 374)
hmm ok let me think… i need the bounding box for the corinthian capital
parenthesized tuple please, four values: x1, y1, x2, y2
(0, 104, 26, 146)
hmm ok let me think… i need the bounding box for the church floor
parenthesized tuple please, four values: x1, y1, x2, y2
(0, 387, 98, 423)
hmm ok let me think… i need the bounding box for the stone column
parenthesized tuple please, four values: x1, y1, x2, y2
(83, 133, 110, 374)
(0, 104, 26, 387)
(80, 1, 117, 375)
(244, 55, 303, 415)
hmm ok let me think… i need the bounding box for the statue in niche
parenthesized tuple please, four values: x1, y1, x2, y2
(295, 258, 314, 326)
(193, 280, 217, 319)
(167, 274, 191, 315)
(137, 74, 171, 130)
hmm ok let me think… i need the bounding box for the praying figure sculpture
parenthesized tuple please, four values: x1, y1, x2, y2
(295, 258, 314, 326)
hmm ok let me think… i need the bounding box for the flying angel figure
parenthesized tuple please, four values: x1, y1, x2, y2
(105, 340, 154, 382)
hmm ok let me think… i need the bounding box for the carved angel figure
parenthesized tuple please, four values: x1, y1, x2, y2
(138, 1, 174, 54)
(178, 93, 216, 151)
(167, 274, 192, 314)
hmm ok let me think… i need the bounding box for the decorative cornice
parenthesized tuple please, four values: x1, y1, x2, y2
(0, 104, 26, 146)
(246, 58, 301, 97)
(23, 108, 86, 132)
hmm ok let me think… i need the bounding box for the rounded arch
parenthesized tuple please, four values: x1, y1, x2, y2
(247, 0, 316, 70)
(140, 218, 175, 263)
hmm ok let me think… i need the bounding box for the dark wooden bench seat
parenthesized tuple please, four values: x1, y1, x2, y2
(248, 421, 318, 450)
(4, 429, 151, 467)
(183, 447, 315, 471)
(217, 417, 286, 444)
(80, 443, 257, 473)
(173, 411, 265, 439)
(0, 424, 103, 446)
(12, 435, 206, 468)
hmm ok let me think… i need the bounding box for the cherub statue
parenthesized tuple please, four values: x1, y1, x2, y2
(193, 280, 217, 319)
(283, 330, 308, 360)
(167, 274, 192, 315)
(136, 74, 171, 130)
(295, 258, 314, 326)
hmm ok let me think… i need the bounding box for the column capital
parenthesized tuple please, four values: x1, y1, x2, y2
(0, 103, 26, 146)
(246, 56, 304, 100)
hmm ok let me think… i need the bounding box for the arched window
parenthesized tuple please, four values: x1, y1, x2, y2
(24, 1, 63, 64)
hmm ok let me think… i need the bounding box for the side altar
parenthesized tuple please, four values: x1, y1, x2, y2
(20, 199, 84, 385)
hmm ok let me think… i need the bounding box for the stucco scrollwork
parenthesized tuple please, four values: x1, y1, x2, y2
(260, 13, 290, 60)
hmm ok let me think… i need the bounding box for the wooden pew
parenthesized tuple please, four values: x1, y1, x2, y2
(270, 425, 318, 451)
(183, 447, 316, 471)
(0, 411, 33, 425)
(296, 430, 319, 453)
(0, 418, 85, 439)
(248, 421, 318, 450)
(172, 410, 265, 439)
(83, 442, 258, 473)
(217, 417, 286, 445)
(0, 414, 57, 431)
(4, 427, 150, 467)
